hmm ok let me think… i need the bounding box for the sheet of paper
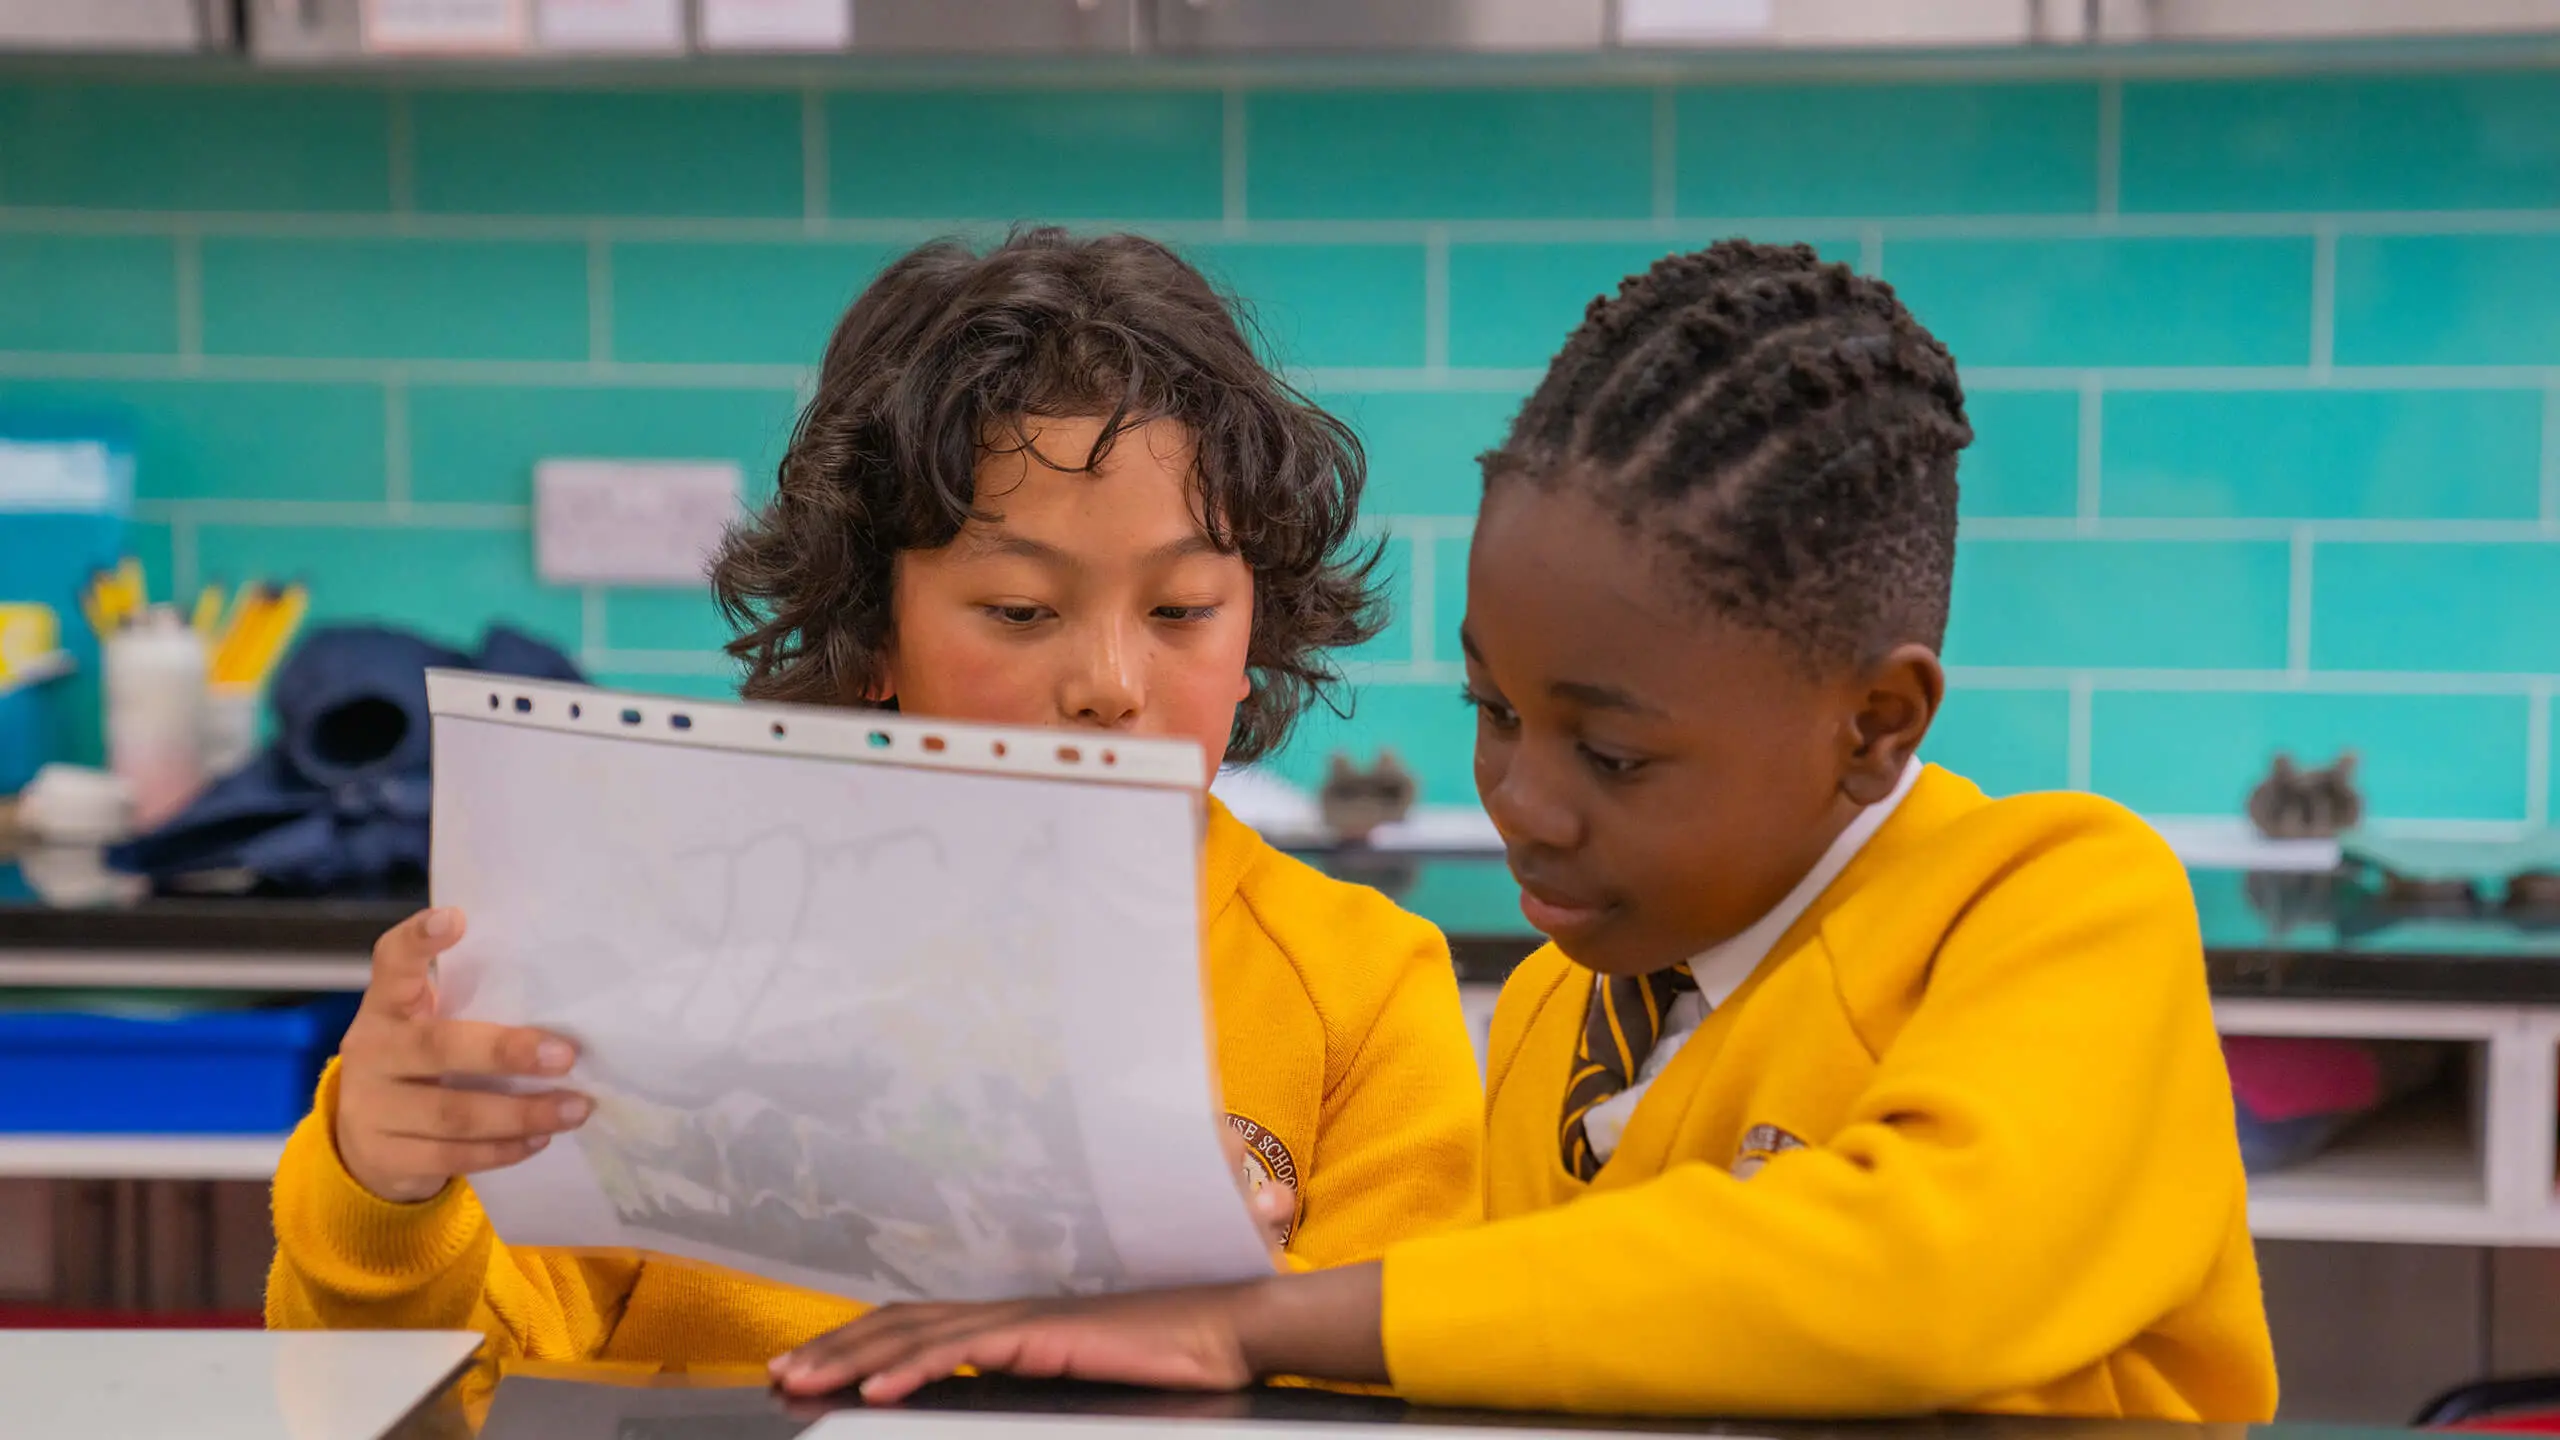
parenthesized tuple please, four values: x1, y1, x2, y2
(363, 0, 530, 52)
(1617, 0, 1774, 41)
(0, 1330, 480, 1440)
(429, 672, 1274, 1305)
(537, 0, 683, 51)
(698, 0, 850, 50)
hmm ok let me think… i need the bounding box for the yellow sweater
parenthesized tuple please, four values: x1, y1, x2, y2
(269, 798, 1483, 1383)
(1380, 766, 2277, 1422)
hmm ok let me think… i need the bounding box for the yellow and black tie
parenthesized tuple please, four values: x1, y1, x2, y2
(1560, 964, 1696, 1181)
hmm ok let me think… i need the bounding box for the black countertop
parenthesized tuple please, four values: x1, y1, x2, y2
(10, 841, 2560, 1004)
(397, 1370, 2381, 1440)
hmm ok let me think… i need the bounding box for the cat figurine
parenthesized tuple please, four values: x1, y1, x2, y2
(2247, 751, 2363, 840)
(1318, 750, 1417, 844)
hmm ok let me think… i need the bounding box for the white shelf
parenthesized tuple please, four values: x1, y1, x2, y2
(0, 1135, 286, 1181)
(0, 950, 369, 991)
(2248, 1095, 2498, 1244)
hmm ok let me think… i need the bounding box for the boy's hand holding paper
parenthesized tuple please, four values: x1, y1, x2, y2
(334, 907, 590, 1205)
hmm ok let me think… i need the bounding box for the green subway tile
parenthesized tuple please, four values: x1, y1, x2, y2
(588, 670, 741, 701)
(1246, 89, 1652, 221)
(1677, 83, 2098, 217)
(1266, 678, 1475, 806)
(828, 90, 1221, 220)
(2103, 390, 2542, 521)
(1431, 531, 1469, 668)
(603, 587, 733, 652)
(2312, 543, 2560, 673)
(123, 519, 176, 600)
(0, 236, 175, 353)
(2091, 691, 2530, 823)
(1945, 539, 2290, 669)
(2122, 74, 2560, 213)
(1881, 237, 2314, 368)
(409, 385, 799, 505)
(1317, 389, 1522, 515)
(611, 241, 898, 366)
(0, 83, 388, 212)
(1921, 688, 2072, 796)
(1187, 244, 1425, 370)
(1342, 530, 1414, 668)
(192, 523, 579, 652)
(2335, 235, 2560, 367)
(0, 379, 383, 502)
(1958, 390, 2078, 519)
(1446, 238, 1859, 369)
(200, 238, 586, 361)
(413, 89, 803, 218)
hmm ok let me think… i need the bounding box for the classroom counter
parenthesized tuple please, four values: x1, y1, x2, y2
(8, 843, 2560, 1001)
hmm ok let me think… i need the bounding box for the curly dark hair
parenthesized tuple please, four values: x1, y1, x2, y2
(1485, 239, 1972, 669)
(712, 228, 1385, 765)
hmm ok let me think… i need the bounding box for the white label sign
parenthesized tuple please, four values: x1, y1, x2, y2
(537, 0, 684, 51)
(535, 459, 743, 587)
(362, 0, 530, 52)
(0, 439, 127, 514)
(698, 0, 851, 51)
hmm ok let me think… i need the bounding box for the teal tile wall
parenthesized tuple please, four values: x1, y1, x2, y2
(0, 235, 175, 353)
(608, 240, 897, 365)
(4, 63, 2558, 833)
(828, 90, 1224, 220)
(412, 90, 806, 219)
(1674, 83, 2100, 216)
(1879, 236, 2317, 367)
(1244, 89, 1654, 220)
(200, 237, 589, 360)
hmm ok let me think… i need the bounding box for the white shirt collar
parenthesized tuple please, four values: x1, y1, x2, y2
(1684, 758, 1922, 1008)
(1578, 761, 1923, 1167)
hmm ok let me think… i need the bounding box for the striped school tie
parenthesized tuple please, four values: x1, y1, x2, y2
(1560, 964, 1697, 1181)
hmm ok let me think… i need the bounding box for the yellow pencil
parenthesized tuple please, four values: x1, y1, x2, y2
(211, 585, 268, 685)
(245, 584, 308, 683)
(88, 570, 129, 632)
(190, 584, 224, 638)
(115, 557, 144, 618)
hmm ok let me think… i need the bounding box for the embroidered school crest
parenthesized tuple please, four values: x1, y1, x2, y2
(1226, 1113, 1301, 1243)
(1732, 1123, 1807, 1180)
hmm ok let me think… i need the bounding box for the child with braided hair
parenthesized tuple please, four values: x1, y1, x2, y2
(771, 240, 2280, 1422)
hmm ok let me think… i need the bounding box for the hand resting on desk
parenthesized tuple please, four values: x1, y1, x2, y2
(333, 907, 593, 1204)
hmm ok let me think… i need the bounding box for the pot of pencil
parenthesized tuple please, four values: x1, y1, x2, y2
(197, 582, 307, 778)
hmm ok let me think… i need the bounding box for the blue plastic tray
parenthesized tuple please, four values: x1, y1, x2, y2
(0, 995, 358, 1134)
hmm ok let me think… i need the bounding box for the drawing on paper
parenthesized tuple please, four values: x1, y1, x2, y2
(524, 820, 1124, 1303)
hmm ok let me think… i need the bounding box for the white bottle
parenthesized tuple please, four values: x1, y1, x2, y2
(104, 611, 208, 832)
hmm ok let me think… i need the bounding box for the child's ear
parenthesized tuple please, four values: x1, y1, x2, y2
(859, 650, 898, 705)
(1839, 644, 1944, 806)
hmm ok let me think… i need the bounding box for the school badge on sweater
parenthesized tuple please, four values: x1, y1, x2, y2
(1226, 1113, 1300, 1244)
(1732, 1123, 1808, 1179)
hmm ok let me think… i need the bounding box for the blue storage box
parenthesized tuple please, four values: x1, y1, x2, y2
(0, 994, 358, 1134)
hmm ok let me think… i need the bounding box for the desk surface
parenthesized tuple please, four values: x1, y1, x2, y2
(398, 1370, 2400, 1440)
(4, 1329, 481, 1440)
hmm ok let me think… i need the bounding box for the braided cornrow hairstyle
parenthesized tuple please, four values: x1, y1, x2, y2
(1485, 239, 1972, 670)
